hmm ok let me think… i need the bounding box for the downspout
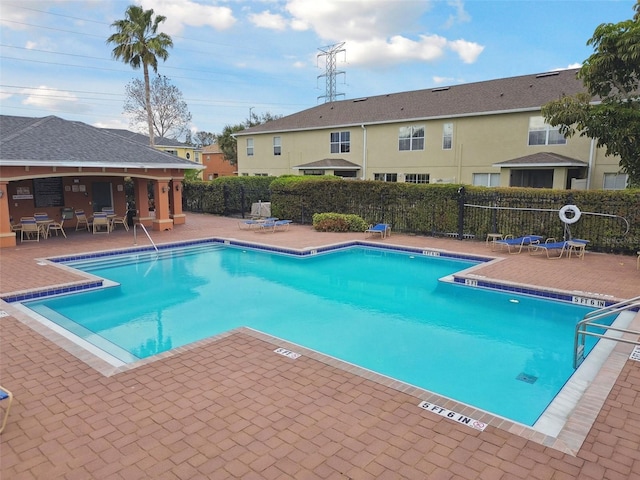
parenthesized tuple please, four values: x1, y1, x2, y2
(361, 124, 367, 180)
(586, 138, 595, 190)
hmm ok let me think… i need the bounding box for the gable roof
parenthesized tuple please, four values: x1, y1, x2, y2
(493, 152, 588, 168)
(293, 158, 361, 170)
(237, 68, 589, 135)
(103, 128, 197, 149)
(0, 115, 203, 170)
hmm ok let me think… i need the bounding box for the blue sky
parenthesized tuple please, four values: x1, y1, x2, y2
(0, 0, 636, 138)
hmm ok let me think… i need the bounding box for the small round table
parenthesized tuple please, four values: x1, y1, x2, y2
(486, 233, 503, 250)
(567, 241, 587, 260)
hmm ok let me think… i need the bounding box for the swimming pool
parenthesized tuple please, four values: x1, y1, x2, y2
(21, 242, 610, 426)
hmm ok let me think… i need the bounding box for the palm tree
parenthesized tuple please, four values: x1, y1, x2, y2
(107, 5, 173, 147)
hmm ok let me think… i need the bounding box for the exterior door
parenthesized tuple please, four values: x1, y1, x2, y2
(92, 182, 113, 213)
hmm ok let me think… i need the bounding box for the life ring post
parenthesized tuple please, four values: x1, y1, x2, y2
(559, 205, 582, 224)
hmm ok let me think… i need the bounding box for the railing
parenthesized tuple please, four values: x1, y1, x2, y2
(573, 295, 640, 368)
(133, 222, 159, 253)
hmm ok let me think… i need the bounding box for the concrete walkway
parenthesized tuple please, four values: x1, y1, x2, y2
(1, 213, 639, 479)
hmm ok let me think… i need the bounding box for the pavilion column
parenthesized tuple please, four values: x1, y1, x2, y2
(170, 180, 185, 225)
(0, 181, 17, 248)
(152, 180, 173, 231)
(133, 178, 152, 227)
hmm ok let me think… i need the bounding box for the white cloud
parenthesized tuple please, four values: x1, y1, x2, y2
(93, 118, 130, 130)
(22, 86, 86, 112)
(448, 39, 484, 64)
(283, 0, 483, 68)
(444, 0, 470, 28)
(137, 0, 236, 35)
(249, 10, 287, 31)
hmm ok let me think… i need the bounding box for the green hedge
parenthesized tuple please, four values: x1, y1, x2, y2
(312, 213, 369, 232)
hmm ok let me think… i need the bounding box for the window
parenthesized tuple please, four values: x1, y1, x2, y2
(254, 173, 268, 177)
(472, 173, 500, 187)
(603, 173, 628, 190)
(405, 174, 430, 184)
(330, 131, 350, 153)
(302, 170, 324, 176)
(528, 116, 566, 146)
(442, 123, 453, 150)
(273, 136, 281, 156)
(374, 173, 397, 182)
(399, 125, 425, 151)
(165, 149, 177, 156)
(246, 138, 254, 156)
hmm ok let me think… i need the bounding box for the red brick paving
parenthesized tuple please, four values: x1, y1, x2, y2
(1, 213, 639, 479)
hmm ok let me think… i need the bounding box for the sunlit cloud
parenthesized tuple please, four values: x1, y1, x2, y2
(137, 0, 236, 35)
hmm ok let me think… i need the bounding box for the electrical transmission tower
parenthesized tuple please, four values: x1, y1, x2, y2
(317, 42, 346, 103)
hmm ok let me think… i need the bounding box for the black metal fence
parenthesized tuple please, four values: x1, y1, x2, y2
(183, 181, 639, 254)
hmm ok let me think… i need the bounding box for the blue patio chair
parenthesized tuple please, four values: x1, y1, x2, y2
(0, 385, 13, 434)
(529, 238, 589, 259)
(238, 217, 278, 230)
(494, 234, 543, 254)
(365, 223, 391, 239)
(256, 219, 292, 233)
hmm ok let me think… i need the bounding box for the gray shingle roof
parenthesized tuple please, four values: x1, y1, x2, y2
(493, 152, 588, 167)
(293, 158, 361, 170)
(103, 128, 193, 148)
(238, 68, 588, 135)
(0, 115, 202, 170)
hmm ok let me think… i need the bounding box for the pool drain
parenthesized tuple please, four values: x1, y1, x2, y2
(516, 372, 538, 384)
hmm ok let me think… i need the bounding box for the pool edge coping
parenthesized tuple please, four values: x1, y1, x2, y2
(2, 236, 638, 456)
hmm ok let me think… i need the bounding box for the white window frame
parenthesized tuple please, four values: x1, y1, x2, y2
(246, 138, 254, 156)
(442, 123, 453, 150)
(374, 173, 398, 182)
(528, 116, 566, 146)
(273, 136, 281, 156)
(472, 173, 500, 187)
(603, 173, 628, 190)
(330, 131, 350, 153)
(405, 174, 430, 184)
(399, 125, 425, 151)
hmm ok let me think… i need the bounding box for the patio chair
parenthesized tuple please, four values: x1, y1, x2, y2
(494, 234, 543, 254)
(92, 212, 110, 234)
(0, 386, 13, 434)
(238, 217, 278, 230)
(34, 212, 52, 238)
(109, 212, 129, 231)
(75, 210, 91, 232)
(255, 219, 292, 233)
(19, 217, 40, 242)
(48, 217, 67, 238)
(365, 223, 391, 239)
(529, 238, 589, 259)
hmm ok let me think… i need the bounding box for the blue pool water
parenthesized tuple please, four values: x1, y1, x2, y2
(25, 244, 603, 426)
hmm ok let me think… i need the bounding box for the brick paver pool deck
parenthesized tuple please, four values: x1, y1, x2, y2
(1, 213, 638, 479)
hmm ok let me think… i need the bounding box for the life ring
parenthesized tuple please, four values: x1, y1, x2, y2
(559, 204, 581, 224)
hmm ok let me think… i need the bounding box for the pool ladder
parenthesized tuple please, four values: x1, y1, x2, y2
(133, 222, 159, 253)
(573, 295, 640, 369)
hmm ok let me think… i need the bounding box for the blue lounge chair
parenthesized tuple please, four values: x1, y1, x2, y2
(529, 238, 589, 259)
(365, 223, 391, 239)
(238, 217, 278, 230)
(0, 385, 13, 434)
(494, 234, 543, 254)
(256, 219, 292, 233)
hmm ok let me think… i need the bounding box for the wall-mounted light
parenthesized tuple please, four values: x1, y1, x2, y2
(175, 184, 181, 191)
(0, 190, 4, 199)
(162, 186, 168, 193)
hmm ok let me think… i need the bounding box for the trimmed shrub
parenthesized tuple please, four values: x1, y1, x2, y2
(312, 213, 368, 232)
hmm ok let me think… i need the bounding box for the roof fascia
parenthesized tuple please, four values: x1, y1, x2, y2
(235, 107, 547, 136)
(0, 160, 205, 170)
(492, 162, 588, 168)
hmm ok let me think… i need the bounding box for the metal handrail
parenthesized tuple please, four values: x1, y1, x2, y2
(573, 295, 640, 368)
(133, 222, 159, 253)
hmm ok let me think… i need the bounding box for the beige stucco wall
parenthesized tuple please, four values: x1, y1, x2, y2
(237, 111, 621, 189)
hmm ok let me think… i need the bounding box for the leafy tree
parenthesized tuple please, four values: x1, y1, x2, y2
(216, 111, 283, 165)
(542, 1, 640, 187)
(124, 74, 192, 140)
(107, 5, 173, 147)
(193, 131, 216, 147)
